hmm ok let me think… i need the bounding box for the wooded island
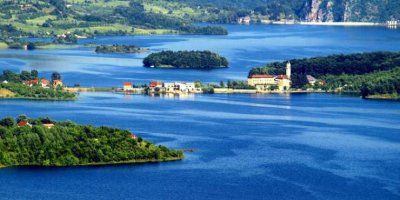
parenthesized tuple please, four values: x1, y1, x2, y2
(95, 45, 149, 53)
(143, 50, 229, 69)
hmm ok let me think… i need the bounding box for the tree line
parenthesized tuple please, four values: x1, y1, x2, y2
(317, 67, 400, 98)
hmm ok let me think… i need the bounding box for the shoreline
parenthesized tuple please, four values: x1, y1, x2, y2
(0, 96, 77, 101)
(297, 21, 383, 26)
(0, 157, 183, 169)
(258, 21, 386, 27)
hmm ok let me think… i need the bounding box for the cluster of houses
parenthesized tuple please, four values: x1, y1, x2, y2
(120, 62, 322, 94)
(247, 62, 292, 91)
(123, 81, 201, 94)
(21, 78, 63, 88)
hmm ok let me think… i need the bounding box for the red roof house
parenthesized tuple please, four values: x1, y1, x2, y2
(23, 79, 39, 87)
(17, 120, 32, 127)
(123, 82, 132, 87)
(41, 79, 50, 87)
(149, 81, 162, 88)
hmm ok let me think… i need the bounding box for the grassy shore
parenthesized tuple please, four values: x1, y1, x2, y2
(366, 93, 400, 101)
(0, 96, 77, 101)
(0, 42, 8, 49)
(0, 88, 15, 98)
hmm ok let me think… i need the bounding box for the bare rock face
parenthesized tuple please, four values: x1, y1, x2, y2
(324, 1, 335, 22)
(305, 0, 335, 22)
(306, 0, 323, 22)
(301, 0, 397, 23)
(343, 0, 382, 22)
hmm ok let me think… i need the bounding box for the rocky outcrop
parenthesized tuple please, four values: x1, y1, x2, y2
(301, 0, 395, 22)
(305, 0, 335, 22)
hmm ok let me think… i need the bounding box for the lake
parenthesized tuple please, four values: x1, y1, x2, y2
(0, 25, 400, 200)
(0, 25, 400, 86)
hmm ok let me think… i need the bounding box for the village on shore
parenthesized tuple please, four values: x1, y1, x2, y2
(1, 61, 323, 99)
(65, 61, 322, 96)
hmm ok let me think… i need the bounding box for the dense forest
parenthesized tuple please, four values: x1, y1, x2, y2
(0, 116, 183, 167)
(0, 70, 75, 100)
(249, 51, 400, 98)
(143, 50, 229, 69)
(319, 67, 400, 99)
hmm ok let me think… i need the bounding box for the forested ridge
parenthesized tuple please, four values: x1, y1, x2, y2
(0, 116, 183, 167)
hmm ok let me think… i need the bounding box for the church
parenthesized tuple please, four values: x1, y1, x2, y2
(247, 62, 292, 91)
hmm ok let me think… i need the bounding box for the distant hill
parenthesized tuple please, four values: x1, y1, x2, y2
(174, 0, 400, 23)
(0, 0, 227, 40)
(0, 0, 398, 41)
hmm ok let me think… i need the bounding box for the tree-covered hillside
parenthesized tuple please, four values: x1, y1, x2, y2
(0, 0, 227, 41)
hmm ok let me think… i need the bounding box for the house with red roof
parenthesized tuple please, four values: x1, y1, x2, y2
(17, 120, 32, 127)
(149, 81, 162, 88)
(23, 79, 39, 87)
(41, 79, 50, 88)
(123, 82, 133, 91)
(148, 81, 163, 93)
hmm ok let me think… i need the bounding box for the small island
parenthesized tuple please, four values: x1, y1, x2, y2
(143, 50, 229, 69)
(0, 70, 75, 100)
(95, 45, 149, 54)
(0, 116, 183, 168)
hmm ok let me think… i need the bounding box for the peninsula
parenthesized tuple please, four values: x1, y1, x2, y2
(95, 45, 149, 54)
(0, 116, 183, 168)
(143, 50, 229, 69)
(0, 70, 75, 100)
(249, 51, 400, 100)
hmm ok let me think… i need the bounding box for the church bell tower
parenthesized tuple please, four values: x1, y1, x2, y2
(286, 62, 291, 79)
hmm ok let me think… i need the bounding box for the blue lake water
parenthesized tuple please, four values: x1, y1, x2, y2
(1, 25, 400, 199)
(1, 93, 400, 200)
(0, 25, 400, 86)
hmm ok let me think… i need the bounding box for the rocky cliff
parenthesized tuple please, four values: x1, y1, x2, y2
(301, 0, 399, 22)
